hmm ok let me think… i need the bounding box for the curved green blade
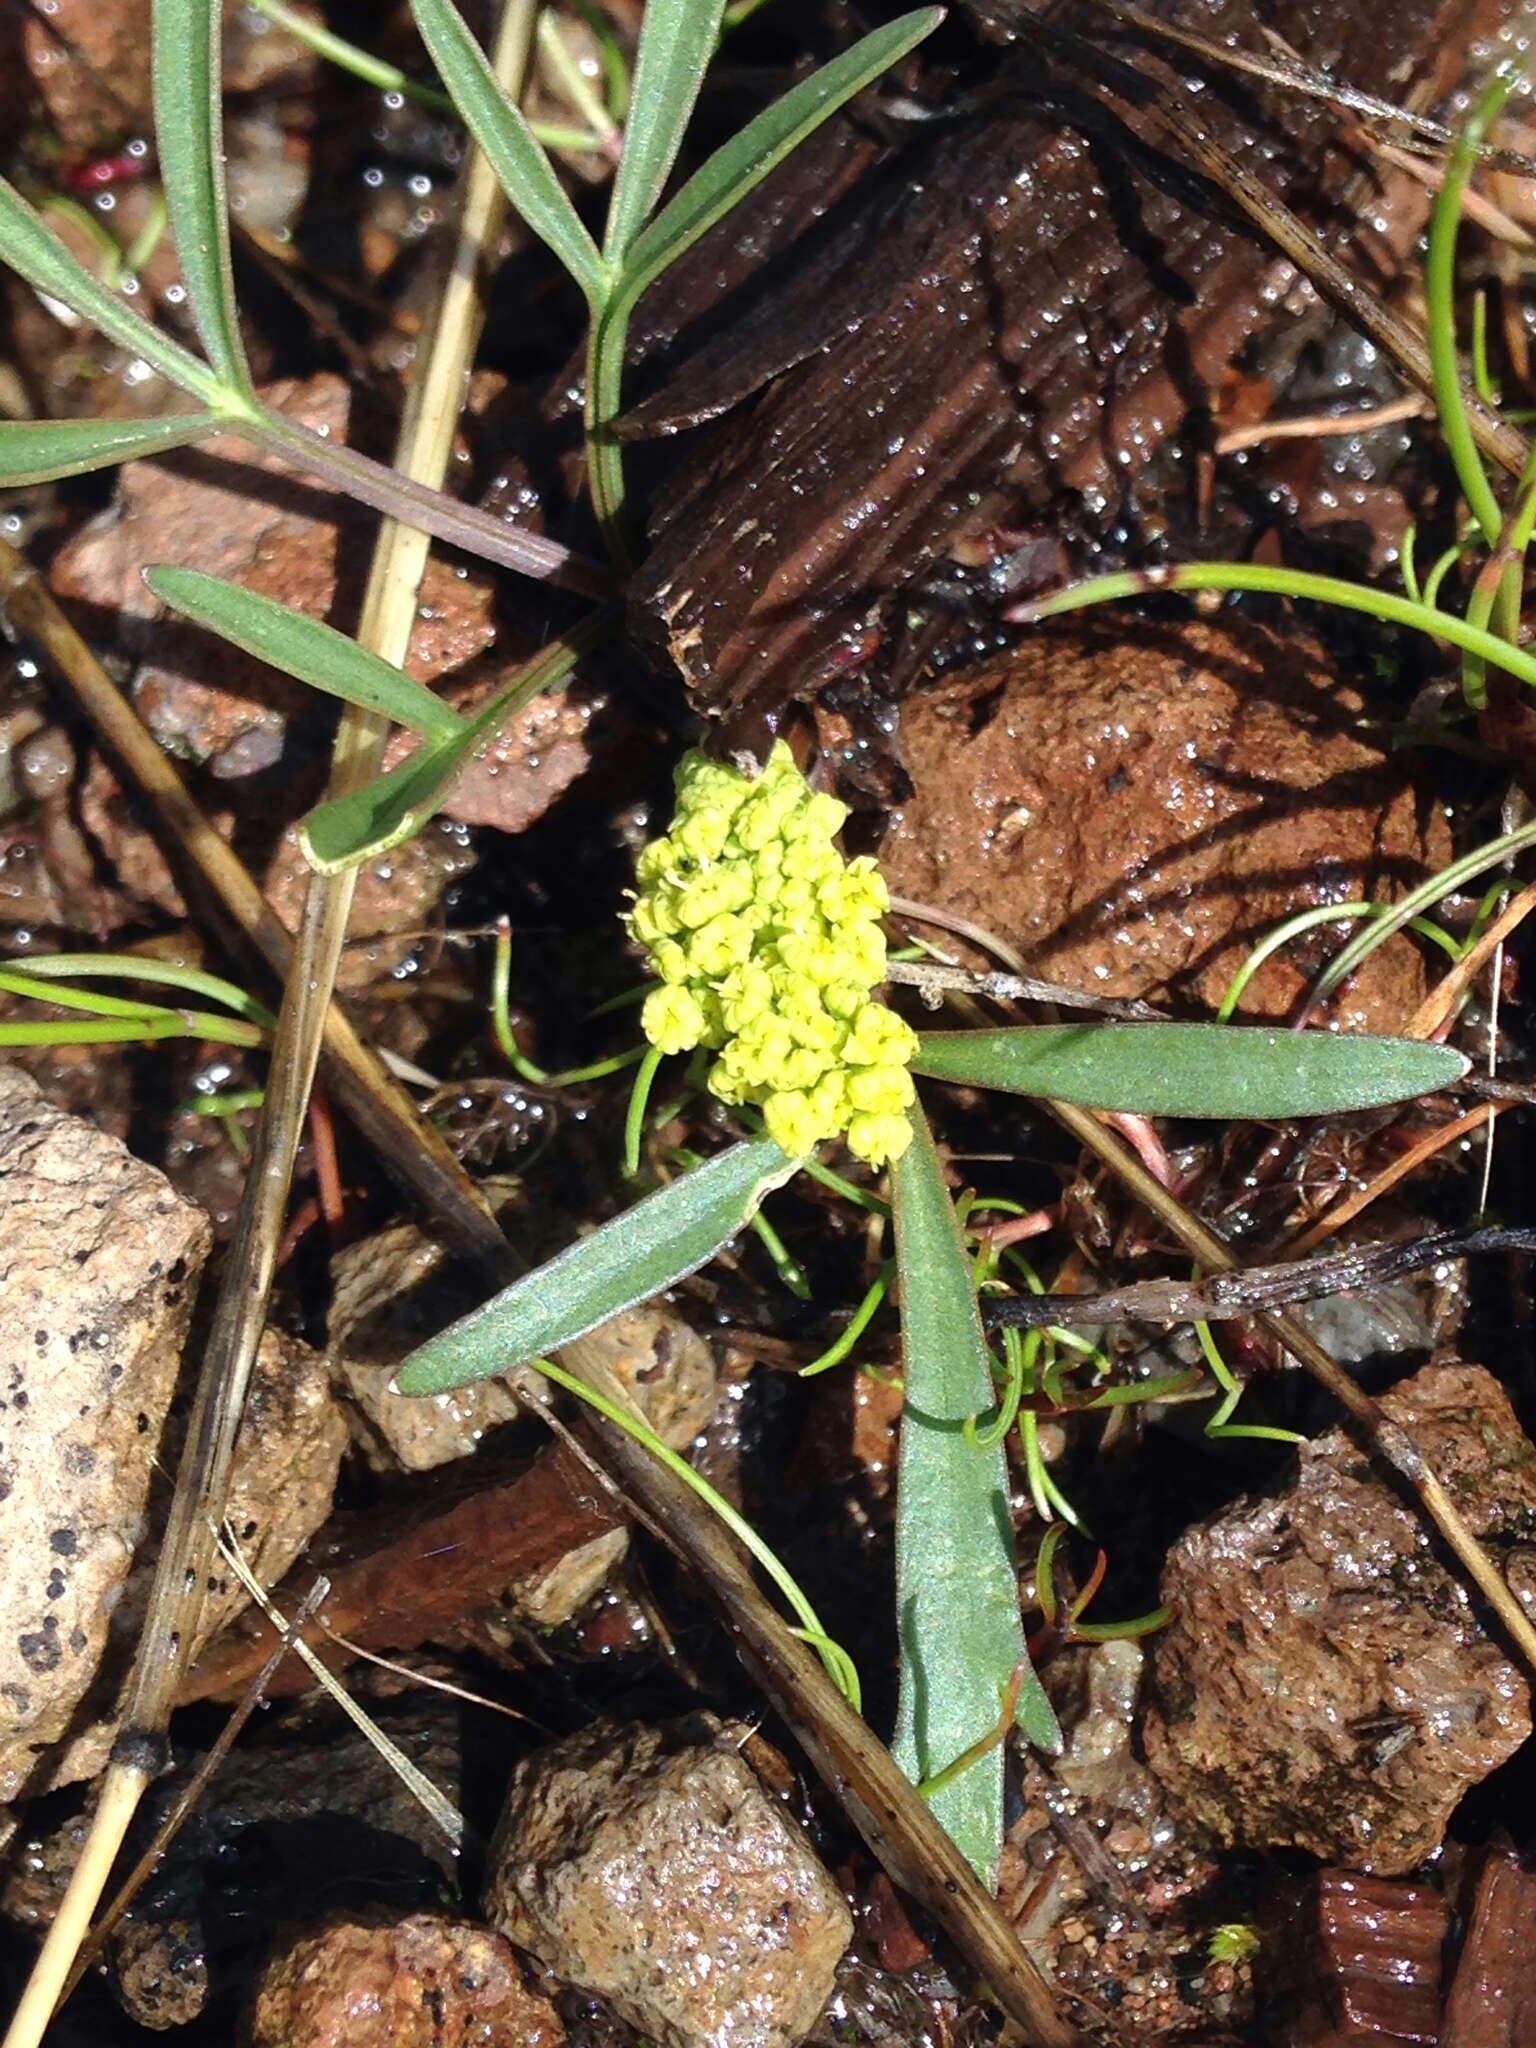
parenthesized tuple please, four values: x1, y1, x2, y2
(395, 1136, 801, 1394)
(0, 413, 215, 485)
(409, 0, 604, 305)
(913, 1024, 1468, 1119)
(618, 10, 942, 310)
(0, 177, 222, 404)
(603, 0, 727, 263)
(153, 0, 253, 396)
(144, 566, 465, 741)
(891, 1106, 1059, 1890)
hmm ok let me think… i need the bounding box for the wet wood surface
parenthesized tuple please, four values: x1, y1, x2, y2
(627, 0, 1511, 742)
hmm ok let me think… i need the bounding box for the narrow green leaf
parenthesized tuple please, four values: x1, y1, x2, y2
(153, 0, 253, 395)
(395, 1137, 801, 1394)
(9, 953, 276, 1028)
(603, 0, 727, 263)
(913, 1024, 1469, 1119)
(144, 566, 465, 741)
(300, 728, 467, 873)
(409, 0, 605, 306)
(617, 9, 942, 309)
(298, 620, 603, 871)
(892, 1106, 1059, 1890)
(1016, 562, 1536, 699)
(0, 177, 224, 404)
(0, 412, 214, 485)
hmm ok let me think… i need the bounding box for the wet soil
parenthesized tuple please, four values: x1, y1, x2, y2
(4, 2, 1536, 2046)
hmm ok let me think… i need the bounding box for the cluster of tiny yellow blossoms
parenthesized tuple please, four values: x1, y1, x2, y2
(627, 742, 918, 1166)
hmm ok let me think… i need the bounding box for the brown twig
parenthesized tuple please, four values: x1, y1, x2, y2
(1215, 391, 1429, 454)
(1048, 1098, 1536, 1674)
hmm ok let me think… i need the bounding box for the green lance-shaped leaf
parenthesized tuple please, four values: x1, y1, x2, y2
(395, 1136, 801, 1395)
(603, 0, 727, 265)
(409, 0, 605, 308)
(144, 567, 466, 741)
(299, 619, 604, 872)
(153, 0, 254, 397)
(615, 9, 943, 311)
(0, 413, 215, 486)
(912, 1024, 1469, 1120)
(0, 177, 225, 405)
(891, 1106, 1059, 1890)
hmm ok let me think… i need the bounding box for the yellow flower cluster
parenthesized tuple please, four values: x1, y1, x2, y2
(628, 742, 917, 1166)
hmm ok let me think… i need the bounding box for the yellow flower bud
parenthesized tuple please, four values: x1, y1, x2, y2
(846, 1110, 912, 1168)
(631, 740, 916, 1163)
(642, 983, 705, 1057)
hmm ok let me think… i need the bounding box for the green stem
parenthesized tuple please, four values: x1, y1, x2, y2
(1426, 66, 1518, 551)
(535, 1355, 861, 1706)
(1014, 562, 1536, 696)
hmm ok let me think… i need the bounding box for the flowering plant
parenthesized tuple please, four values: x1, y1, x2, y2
(629, 742, 917, 1166)
(397, 743, 1466, 1887)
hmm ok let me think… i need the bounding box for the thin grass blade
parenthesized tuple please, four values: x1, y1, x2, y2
(12, 953, 277, 1028)
(395, 1136, 801, 1393)
(892, 1106, 1058, 1889)
(603, 0, 727, 264)
(0, 178, 222, 403)
(152, 0, 253, 396)
(913, 1024, 1468, 1118)
(1012, 562, 1536, 696)
(409, 0, 604, 305)
(299, 620, 602, 870)
(0, 413, 215, 485)
(144, 566, 465, 741)
(617, 9, 942, 307)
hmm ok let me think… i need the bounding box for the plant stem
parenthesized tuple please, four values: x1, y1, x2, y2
(584, 300, 633, 568)
(247, 404, 612, 597)
(1426, 67, 1517, 551)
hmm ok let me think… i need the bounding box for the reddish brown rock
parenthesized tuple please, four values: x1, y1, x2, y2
(485, 1716, 851, 2048)
(1143, 1363, 1535, 1874)
(261, 819, 476, 993)
(49, 375, 496, 781)
(1441, 1843, 1536, 2048)
(878, 617, 1449, 1031)
(47, 371, 600, 830)
(381, 675, 606, 837)
(20, 0, 153, 150)
(17, 0, 314, 151)
(248, 1909, 563, 2048)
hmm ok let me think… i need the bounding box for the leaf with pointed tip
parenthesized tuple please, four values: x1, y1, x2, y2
(395, 1136, 801, 1394)
(891, 1106, 1058, 1890)
(144, 566, 465, 740)
(409, 0, 604, 306)
(0, 412, 215, 485)
(912, 1024, 1468, 1119)
(0, 176, 225, 404)
(298, 619, 605, 871)
(617, 9, 943, 309)
(153, 0, 253, 395)
(603, 0, 727, 264)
